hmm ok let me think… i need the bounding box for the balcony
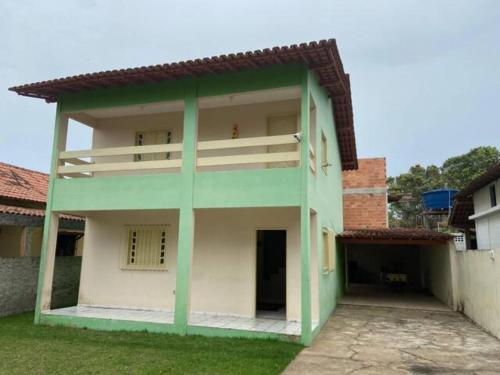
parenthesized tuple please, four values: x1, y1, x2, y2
(51, 86, 307, 211)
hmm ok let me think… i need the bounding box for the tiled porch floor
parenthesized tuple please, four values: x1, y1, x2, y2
(44, 306, 314, 336)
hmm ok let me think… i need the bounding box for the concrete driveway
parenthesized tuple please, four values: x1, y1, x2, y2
(284, 305, 500, 374)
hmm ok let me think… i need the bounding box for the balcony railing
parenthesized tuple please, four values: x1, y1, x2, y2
(197, 133, 300, 168)
(57, 133, 301, 178)
(58, 144, 183, 178)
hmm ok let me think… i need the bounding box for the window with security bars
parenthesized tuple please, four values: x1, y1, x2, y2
(124, 226, 167, 270)
(135, 130, 172, 161)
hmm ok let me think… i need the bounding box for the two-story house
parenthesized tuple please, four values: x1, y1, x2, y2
(9, 39, 357, 345)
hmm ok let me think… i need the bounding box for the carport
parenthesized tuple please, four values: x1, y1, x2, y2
(337, 228, 454, 310)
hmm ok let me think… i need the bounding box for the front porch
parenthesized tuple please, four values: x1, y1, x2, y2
(43, 305, 313, 338)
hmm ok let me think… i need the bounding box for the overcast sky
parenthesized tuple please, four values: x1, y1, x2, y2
(1, 0, 499, 176)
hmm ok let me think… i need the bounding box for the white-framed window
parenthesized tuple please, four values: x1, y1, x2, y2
(122, 225, 168, 270)
(322, 227, 336, 273)
(321, 131, 329, 174)
(135, 129, 172, 161)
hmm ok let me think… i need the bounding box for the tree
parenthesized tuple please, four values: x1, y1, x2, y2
(442, 146, 500, 190)
(388, 164, 444, 227)
(388, 146, 499, 228)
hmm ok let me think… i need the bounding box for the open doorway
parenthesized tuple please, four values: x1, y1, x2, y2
(256, 230, 286, 319)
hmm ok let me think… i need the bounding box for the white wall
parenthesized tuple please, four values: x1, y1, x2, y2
(91, 112, 184, 176)
(77, 207, 304, 321)
(472, 178, 500, 249)
(198, 99, 300, 172)
(78, 210, 179, 310)
(454, 248, 500, 339)
(88, 99, 300, 174)
(421, 243, 456, 308)
(191, 207, 302, 321)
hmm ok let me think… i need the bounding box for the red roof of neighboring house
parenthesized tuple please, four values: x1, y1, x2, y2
(0, 204, 81, 221)
(0, 162, 48, 203)
(338, 227, 452, 244)
(8, 39, 357, 170)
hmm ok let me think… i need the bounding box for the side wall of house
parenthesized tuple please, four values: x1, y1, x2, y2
(472, 178, 500, 249)
(308, 72, 344, 328)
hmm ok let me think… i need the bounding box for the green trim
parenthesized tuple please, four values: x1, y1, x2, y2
(34, 106, 63, 324)
(197, 64, 301, 98)
(40, 314, 177, 334)
(52, 174, 182, 211)
(186, 325, 298, 343)
(299, 67, 312, 345)
(193, 168, 301, 208)
(39, 314, 300, 343)
(173, 82, 197, 334)
(59, 64, 301, 113)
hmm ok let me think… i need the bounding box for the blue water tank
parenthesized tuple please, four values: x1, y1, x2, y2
(421, 189, 458, 211)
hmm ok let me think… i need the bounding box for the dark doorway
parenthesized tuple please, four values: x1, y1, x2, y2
(56, 234, 79, 256)
(256, 230, 286, 318)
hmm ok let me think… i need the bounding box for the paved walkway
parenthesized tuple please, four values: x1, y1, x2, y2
(283, 305, 500, 374)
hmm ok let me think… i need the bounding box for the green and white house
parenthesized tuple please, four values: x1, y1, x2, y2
(9, 39, 357, 345)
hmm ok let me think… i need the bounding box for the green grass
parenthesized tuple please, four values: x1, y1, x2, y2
(0, 313, 302, 375)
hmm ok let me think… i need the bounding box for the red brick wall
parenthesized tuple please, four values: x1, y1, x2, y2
(342, 158, 388, 229)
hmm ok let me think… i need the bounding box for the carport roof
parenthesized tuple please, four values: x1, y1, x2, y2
(338, 228, 452, 245)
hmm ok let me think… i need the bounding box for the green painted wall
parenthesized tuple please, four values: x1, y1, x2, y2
(60, 64, 302, 113)
(193, 168, 301, 208)
(307, 71, 344, 329)
(52, 174, 182, 211)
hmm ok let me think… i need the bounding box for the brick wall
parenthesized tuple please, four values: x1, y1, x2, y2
(0, 256, 81, 317)
(342, 158, 388, 229)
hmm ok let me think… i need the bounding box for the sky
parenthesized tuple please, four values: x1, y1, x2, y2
(1, 0, 499, 176)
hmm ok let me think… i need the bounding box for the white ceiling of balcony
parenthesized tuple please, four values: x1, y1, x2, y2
(68, 85, 300, 125)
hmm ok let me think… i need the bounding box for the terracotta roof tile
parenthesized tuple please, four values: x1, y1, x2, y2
(338, 227, 452, 243)
(0, 162, 48, 203)
(0, 203, 82, 221)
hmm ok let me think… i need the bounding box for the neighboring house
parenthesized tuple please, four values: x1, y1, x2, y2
(450, 163, 500, 250)
(0, 162, 85, 317)
(9, 39, 357, 345)
(0, 162, 84, 257)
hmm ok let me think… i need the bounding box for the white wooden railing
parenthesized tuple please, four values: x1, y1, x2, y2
(57, 133, 302, 178)
(57, 143, 183, 177)
(196, 133, 300, 168)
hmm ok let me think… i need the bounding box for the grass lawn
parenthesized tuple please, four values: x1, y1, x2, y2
(0, 313, 302, 374)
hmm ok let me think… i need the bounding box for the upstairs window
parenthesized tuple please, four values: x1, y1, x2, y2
(123, 226, 167, 270)
(321, 131, 329, 174)
(490, 184, 497, 207)
(135, 129, 172, 161)
(322, 227, 336, 273)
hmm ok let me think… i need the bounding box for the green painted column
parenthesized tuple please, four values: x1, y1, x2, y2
(35, 106, 67, 323)
(300, 68, 312, 345)
(174, 81, 198, 334)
